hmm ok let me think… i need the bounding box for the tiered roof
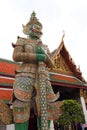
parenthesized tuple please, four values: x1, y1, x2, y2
(0, 58, 19, 77)
(0, 58, 19, 102)
(50, 36, 86, 88)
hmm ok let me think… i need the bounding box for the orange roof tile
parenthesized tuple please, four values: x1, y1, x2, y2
(0, 90, 12, 100)
(50, 72, 84, 86)
(0, 59, 19, 76)
(0, 77, 14, 85)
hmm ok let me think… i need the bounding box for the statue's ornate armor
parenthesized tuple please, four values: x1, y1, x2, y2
(12, 37, 58, 123)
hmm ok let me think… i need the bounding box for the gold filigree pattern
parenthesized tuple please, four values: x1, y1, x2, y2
(0, 101, 12, 124)
(54, 54, 72, 74)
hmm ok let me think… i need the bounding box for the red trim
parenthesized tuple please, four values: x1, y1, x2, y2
(0, 90, 12, 100)
(0, 77, 14, 84)
(53, 74, 77, 83)
(0, 62, 19, 75)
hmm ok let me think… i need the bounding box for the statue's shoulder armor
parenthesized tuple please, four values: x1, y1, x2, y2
(12, 36, 33, 48)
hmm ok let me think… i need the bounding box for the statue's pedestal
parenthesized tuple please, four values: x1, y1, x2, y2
(50, 120, 55, 130)
(7, 124, 14, 130)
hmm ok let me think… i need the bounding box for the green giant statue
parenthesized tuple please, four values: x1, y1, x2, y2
(12, 11, 59, 130)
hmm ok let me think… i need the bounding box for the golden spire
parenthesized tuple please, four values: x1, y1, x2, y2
(61, 30, 65, 43)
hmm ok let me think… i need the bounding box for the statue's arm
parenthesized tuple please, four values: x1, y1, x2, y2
(12, 43, 46, 62)
(13, 45, 37, 62)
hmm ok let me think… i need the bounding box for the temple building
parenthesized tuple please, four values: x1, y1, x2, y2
(0, 37, 87, 130)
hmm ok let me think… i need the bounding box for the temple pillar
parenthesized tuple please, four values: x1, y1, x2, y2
(80, 89, 87, 124)
(50, 120, 55, 130)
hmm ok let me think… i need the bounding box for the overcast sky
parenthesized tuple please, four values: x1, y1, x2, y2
(0, 0, 87, 80)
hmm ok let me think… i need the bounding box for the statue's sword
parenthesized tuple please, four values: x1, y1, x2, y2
(37, 61, 48, 130)
(36, 45, 54, 130)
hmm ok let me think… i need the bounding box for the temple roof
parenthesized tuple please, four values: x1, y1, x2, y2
(50, 72, 86, 89)
(0, 58, 19, 77)
(0, 89, 12, 102)
(51, 37, 85, 82)
(0, 58, 19, 102)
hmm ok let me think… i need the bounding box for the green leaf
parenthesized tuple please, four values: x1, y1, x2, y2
(58, 99, 84, 126)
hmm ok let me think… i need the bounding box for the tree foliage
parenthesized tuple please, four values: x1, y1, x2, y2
(58, 100, 84, 126)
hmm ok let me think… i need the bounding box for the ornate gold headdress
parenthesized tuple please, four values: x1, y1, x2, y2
(22, 11, 42, 35)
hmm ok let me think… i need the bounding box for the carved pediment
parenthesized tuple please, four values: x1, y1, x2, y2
(53, 54, 73, 75)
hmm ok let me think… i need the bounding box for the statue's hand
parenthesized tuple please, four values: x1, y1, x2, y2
(36, 46, 46, 61)
(36, 46, 45, 54)
(36, 54, 46, 61)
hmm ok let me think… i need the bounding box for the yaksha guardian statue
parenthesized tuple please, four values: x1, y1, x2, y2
(12, 11, 59, 130)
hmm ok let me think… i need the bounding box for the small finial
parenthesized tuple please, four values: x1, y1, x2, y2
(31, 11, 36, 17)
(61, 30, 65, 43)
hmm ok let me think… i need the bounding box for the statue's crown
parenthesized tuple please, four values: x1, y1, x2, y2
(22, 11, 42, 35)
(27, 11, 42, 28)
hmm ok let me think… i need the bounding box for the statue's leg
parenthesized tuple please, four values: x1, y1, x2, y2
(13, 76, 35, 130)
(48, 120, 51, 129)
(37, 117, 41, 130)
(15, 121, 29, 130)
(37, 117, 51, 130)
(13, 99, 30, 130)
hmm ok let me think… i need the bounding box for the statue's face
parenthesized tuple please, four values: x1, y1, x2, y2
(29, 24, 42, 39)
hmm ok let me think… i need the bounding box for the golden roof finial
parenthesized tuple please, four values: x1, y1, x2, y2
(61, 30, 65, 43)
